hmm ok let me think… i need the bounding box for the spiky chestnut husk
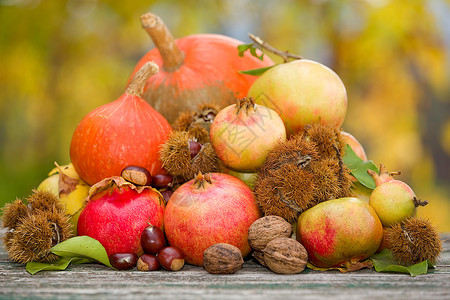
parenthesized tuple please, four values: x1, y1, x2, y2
(160, 131, 219, 181)
(303, 123, 346, 160)
(195, 102, 220, 124)
(2, 190, 65, 230)
(26, 190, 66, 215)
(258, 133, 319, 176)
(172, 112, 194, 132)
(186, 126, 210, 145)
(254, 159, 352, 223)
(6, 210, 73, 264)
(172, 102, 220, 144)
(2, 190, 73, 264)
(386, 217, 442, 265)
(254, 165, 317, 223)
(2, 199, 28, 229)
(307, 158, 343, 203)
(307, 157, 353, 203)
(254, 125, 353, 223)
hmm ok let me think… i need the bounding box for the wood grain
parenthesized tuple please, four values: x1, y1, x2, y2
(0, 229, 449, 299)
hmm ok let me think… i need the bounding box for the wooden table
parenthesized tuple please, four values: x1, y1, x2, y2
(1, 231, 449, 299)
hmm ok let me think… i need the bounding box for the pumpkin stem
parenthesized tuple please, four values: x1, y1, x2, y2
(126, 62, 159, 97)
(248, 33, 302, 63)
(141, 13, 185, 72)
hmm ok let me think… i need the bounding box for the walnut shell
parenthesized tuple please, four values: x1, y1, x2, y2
(263, 237, 308, 274)
(203, 243, 244, 274)
(252, 250, 267, 267)
(248, 215, 293, 251)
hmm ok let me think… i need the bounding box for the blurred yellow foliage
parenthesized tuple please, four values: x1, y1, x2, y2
(0, 0, 449, 230)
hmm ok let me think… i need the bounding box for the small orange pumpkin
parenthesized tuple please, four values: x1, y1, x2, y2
(128, 13, 274, 124)
(70, 62, 172, 186)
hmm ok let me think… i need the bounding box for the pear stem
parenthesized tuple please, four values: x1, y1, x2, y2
(248, 33, 303, 62)
(141, 13, 185, 72)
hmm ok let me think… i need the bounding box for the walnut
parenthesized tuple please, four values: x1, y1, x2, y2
(248, 215, 293, 251)
(263, 237, 308, 274)
(252, 250, 267, 267)
(203, 243, 244, 274)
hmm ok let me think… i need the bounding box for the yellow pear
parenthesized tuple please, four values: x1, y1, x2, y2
(37, 162, 90, 234)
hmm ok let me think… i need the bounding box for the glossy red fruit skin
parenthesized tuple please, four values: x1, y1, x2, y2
(77, 186, 165, 256)
(297, 197, 383, 268)
(164, 173, 261, 266)
(109, 253, 138, 270)
(141, 225, 166, 255)
(210, 98, 286, 172)
(157, 246, 185, 271)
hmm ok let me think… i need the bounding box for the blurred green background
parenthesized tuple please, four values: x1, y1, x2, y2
(1, 0, 449, 230)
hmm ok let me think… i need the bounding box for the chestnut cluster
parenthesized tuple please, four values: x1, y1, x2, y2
(2, 190, 73, 264)
(109, 225, 185, 271)
(254, 123, 353, 223)
(121, 165, 174, 203)
(159, 102, 221, 183)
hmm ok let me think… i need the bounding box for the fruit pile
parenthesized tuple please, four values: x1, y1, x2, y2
(1, 12, 442, 276)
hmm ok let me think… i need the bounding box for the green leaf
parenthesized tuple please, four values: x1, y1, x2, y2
(25, 235, 113, 274)
(370, 249, 433, 277)
(26, 257, 90, 275)
(237, 43, 264, 60)
(51, 236, 113, 269)
(343, 144, 379, 189)
(250, 47, 264, 61)
(237, 43, 254, 57)
(239, 65, 276, 76)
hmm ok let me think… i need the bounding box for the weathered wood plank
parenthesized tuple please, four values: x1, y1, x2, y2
(1, 230, 449, 299)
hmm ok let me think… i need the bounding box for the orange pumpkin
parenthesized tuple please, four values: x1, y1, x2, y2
(70, 62, 172, 186)
(128, 13, 274, 124)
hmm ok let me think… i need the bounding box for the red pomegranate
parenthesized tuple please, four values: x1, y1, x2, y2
(77, 177, 165, 256)
(164, 172, 261, 266)
(128, 13, 274, 124)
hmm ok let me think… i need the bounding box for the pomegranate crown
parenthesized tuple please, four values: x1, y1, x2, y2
(193, 172, 212, 189)
(235, 97, 256, 115)
(367, 163, 400, 186)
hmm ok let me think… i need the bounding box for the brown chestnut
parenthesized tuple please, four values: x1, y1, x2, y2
(157, 246, 185, 271)
(141, 225, 166, 255)
(137, 254, 160, 271)
(121, 165, 152, 186)
(151, 174, 173, 189)
(160, 190, 173, 204)
(109, 253, 138, 270)
(204, 111, 216, 122)
(189, 140, 202, 159)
